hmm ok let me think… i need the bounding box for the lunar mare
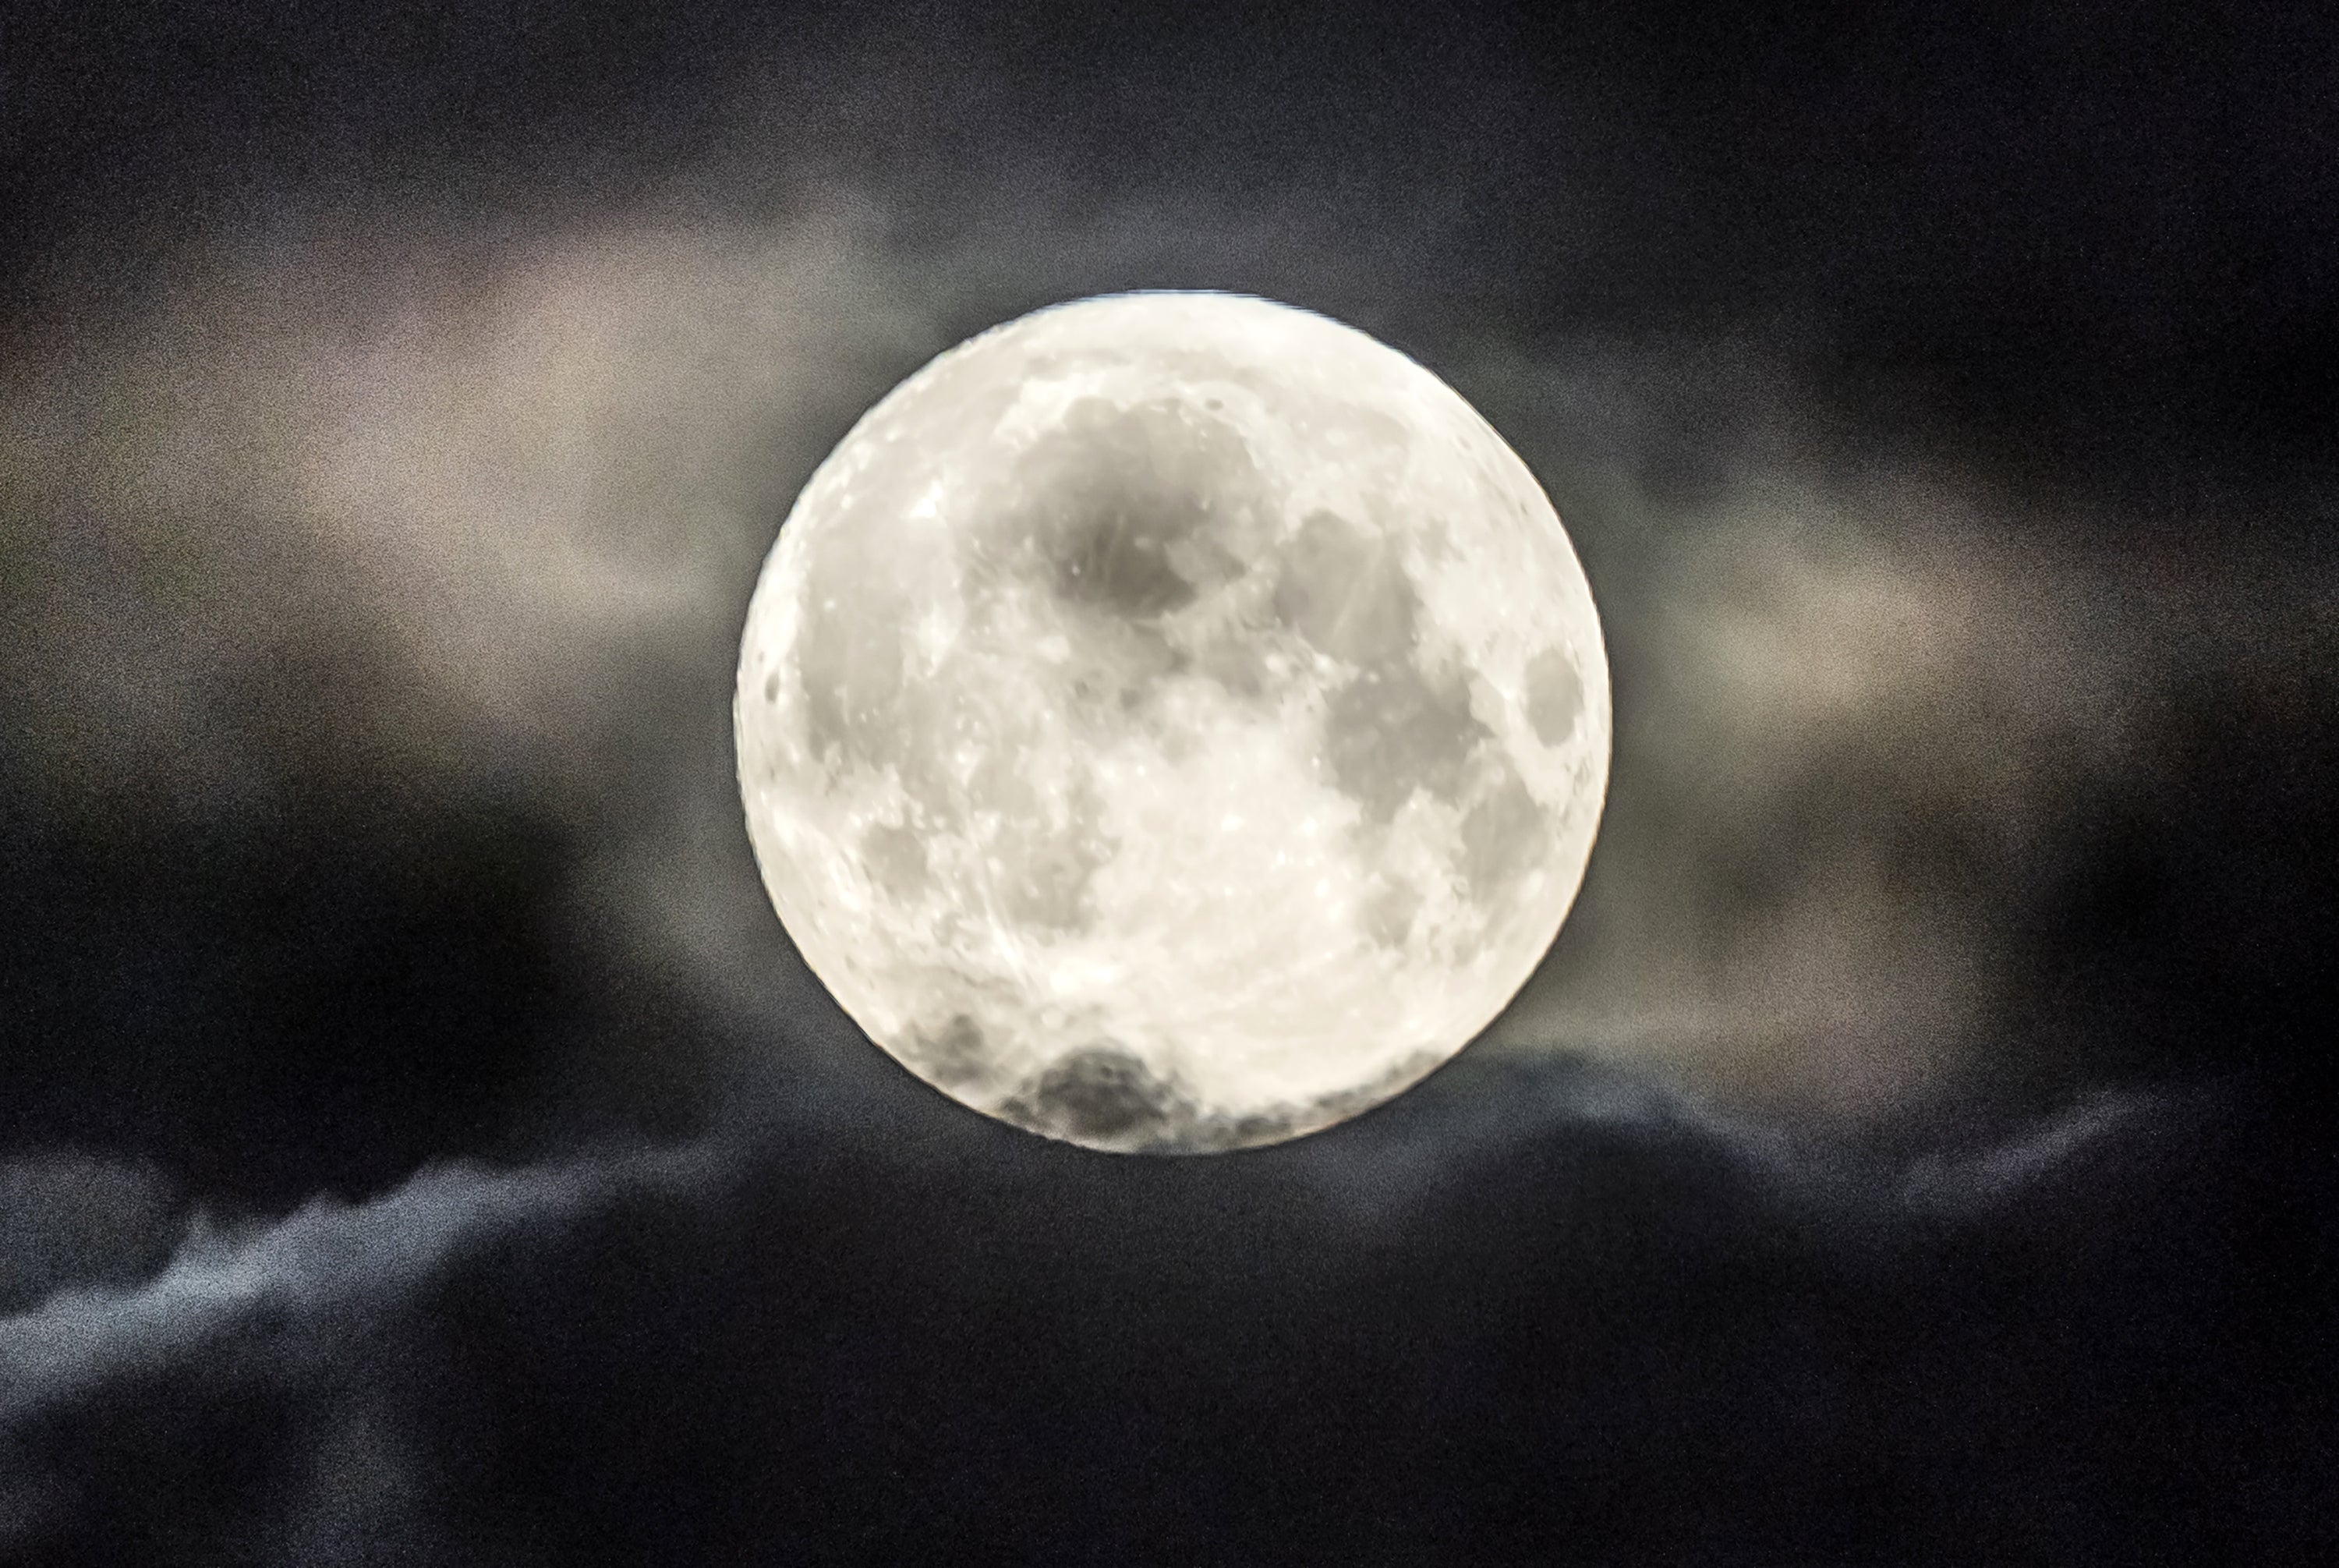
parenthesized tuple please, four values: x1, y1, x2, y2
(736, 292, 1609, 1152)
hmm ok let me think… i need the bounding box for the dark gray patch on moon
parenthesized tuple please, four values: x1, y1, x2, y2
(1186, 633, 1272, 699)
(858, 819, 929, 899)
(999, 834, 1104, 932)
(1361, 876, 1423, 949)
(1523, 646, 1584, 745)
(995, 1042, 1455, 1155)
(907, 1013, 993, 1091)
(1012, 397, 1267, 625)
(1211, 1106, 1306, 1149)
(792, 602, 886, 768)
(999, 1045, 1199, 1146)
(1320, 663, 1490, 823)
(1273, 509, 1418, 666)
(1276, 507, 1502, 828)
(1458, 763, 1547, 907)
(1190, 1047, 1450, 1151)
(1059, 618, 1187, 727)
(1056, 509, 1200, 619)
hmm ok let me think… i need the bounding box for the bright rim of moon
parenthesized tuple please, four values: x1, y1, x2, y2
(736, 292, 1609, 1152)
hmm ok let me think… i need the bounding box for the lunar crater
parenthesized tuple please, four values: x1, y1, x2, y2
(999, 1044, 1198, 1148)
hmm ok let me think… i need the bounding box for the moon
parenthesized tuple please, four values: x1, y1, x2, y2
(735, 292, 1609, 1152)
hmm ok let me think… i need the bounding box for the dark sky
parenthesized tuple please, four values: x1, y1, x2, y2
(3, 2, 2335, 1563)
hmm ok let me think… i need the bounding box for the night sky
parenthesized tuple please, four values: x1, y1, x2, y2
(4, 2, 2337, 1562)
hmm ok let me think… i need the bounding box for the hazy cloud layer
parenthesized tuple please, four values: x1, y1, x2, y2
(7, 194, 2327, 1126)
(1450, 344, 2337, 1116)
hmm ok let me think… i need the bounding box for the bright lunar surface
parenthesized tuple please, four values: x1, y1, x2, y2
(736, 292, 1610, 1152)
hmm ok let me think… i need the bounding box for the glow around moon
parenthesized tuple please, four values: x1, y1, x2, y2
(736, 292, 1609, 1152)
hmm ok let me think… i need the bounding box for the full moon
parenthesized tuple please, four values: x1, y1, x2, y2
(736, 292, 1609, 1152)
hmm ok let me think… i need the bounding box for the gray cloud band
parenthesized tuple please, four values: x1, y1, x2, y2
(0, 1145, 720, 1434)
(0, 1081, 2167, 1451)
